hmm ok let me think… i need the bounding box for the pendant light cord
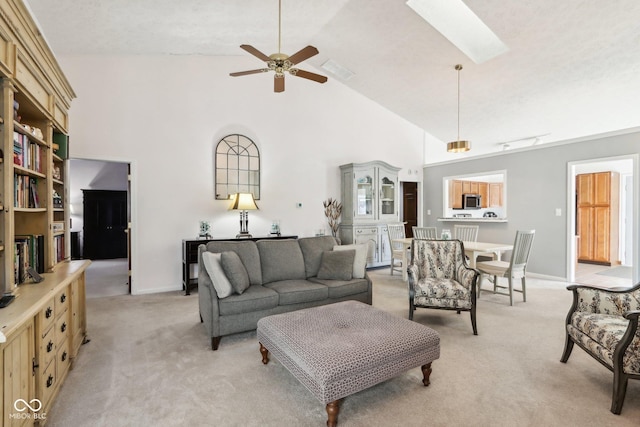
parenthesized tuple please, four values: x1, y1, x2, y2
(278, 0, 282, 54)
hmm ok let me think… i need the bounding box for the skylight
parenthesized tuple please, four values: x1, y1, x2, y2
(406, 0, 509, 64)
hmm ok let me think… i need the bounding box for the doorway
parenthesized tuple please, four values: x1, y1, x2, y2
(402, 182, 418, 237)
(568, 155, 637, 287)
(69, 159, 131, 295)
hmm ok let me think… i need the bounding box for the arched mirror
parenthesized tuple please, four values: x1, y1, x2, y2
(215, 134, 260, 200)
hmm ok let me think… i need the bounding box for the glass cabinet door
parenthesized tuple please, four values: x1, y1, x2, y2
(378, 172, 396, 220)
(354, 170, 375, 220)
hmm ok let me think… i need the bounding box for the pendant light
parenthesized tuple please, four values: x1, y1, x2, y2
(447, 64, 471, 153)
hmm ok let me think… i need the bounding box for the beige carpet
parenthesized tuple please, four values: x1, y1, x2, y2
(46, 270, 639, 426)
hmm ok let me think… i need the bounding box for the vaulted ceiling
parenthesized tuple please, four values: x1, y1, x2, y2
(25, 0, 640, 157)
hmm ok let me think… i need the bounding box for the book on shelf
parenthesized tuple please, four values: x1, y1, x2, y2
(15, 234, 45, 275)
(54, 234, 66, 263)
(12, 131, 45, 172)
(14, 175, 40, 208)
(53, 133, 69, 159)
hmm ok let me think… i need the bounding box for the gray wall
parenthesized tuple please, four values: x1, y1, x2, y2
(423, 131, 639, 279)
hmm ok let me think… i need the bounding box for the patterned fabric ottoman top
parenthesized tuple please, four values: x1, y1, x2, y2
(257, 300, 440, 403)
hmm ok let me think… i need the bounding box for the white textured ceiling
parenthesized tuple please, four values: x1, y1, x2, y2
(25, 0, 640, 158)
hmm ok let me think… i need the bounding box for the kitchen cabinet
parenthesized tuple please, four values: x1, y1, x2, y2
(449, 180, 502, 208)
(339, 161, 400, 267)
(576, 172, 619, 265)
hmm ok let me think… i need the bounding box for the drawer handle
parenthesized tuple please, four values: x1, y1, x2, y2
(45, 307, 53, 318)
(60, 293, 66, 303)
(46, 375, 54, 388)
(47, 341, 54, 353)
(60, 322, 67, 333)
(61, 351, 67, 362)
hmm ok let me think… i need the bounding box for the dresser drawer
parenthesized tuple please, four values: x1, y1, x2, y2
(55, 286, 70, 315)
(57, 338, 71, 380)
(55, 309, 70, 346)
(40, 358, 57, 407)
(40, 325, 56, 368)
(38, 298, 56, 337)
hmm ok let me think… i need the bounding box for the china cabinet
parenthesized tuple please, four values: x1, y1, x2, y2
(339, 161, 400, 267)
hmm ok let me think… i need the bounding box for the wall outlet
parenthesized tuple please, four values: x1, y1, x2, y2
(427, 209, 431, 215)
(296, 202, 303, 208)
(555, 208, 562, 216)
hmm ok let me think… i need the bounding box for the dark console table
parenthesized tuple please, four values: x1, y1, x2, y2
(182, 235, 298, 295)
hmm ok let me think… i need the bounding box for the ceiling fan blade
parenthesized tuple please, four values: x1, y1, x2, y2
(230, 69, 269, 77)
(287, 45, 319, 65)
(274, 76, 285, 93)
(291, 69, 328, 84)
(240, 44, 271, 62)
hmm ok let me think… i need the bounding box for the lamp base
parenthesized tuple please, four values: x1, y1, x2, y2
(236, 232, 253, 239)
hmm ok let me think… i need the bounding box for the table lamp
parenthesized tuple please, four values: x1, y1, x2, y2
(229, 193, 259, 238)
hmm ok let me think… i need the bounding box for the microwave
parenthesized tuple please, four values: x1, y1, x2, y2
(462, 194, 482, 209)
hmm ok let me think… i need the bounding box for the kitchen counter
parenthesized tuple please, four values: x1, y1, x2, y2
(438, 217, 508, 223)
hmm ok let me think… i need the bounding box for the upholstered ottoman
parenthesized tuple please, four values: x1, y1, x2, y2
(256, 300, 440, 426)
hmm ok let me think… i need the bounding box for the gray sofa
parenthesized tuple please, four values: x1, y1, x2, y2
(198, 236, 372, 350)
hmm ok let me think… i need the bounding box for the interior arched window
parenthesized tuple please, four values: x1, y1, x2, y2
(215, 134, 260, 200)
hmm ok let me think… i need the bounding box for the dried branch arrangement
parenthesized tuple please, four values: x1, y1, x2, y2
(322, 198, 343, 237)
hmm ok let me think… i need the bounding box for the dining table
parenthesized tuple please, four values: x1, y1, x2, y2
(391, 238, 514, 281)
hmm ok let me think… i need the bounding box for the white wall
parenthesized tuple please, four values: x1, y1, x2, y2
(59, 54, 424, 294)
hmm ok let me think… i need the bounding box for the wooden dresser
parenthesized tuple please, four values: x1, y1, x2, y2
(0, 260, 90, 426)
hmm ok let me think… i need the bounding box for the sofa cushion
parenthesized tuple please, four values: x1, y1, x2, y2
(205, 240, 262, 285)
(257, 239, 306, 284)
(221, 251, 251, 294)
(317, 250, 355, 281)
(202, 252, 234, 298)
(218, 285, 279, 316)
(298, 236, 340, 278)
(309, 277, 370, 299)
(333, 244, 367, 279)
(263, 280, 329, 305)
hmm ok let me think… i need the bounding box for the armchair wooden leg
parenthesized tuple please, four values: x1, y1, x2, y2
(611, 369, 628, 414)
(560, 335, 574, 363)
(470, 306, 478, 335)
(212, 336, 221, 351)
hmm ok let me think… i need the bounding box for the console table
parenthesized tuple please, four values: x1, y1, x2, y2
(182, 235, 298, 295)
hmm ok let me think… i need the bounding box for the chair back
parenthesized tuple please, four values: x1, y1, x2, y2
(509, 230, 536, 273)
(410, 239, 463, 279)
(454, 225, 479, 242)
(387, 223, 406, 251)
(412, 226, 437, 239)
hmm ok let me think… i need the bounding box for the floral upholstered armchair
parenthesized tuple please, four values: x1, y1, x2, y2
(407, 239, 479, 335)
(560, 282, 640, 414)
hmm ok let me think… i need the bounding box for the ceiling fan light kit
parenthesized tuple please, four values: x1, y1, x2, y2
(229, 0, 328, 93)
(447, 64, 471, 153)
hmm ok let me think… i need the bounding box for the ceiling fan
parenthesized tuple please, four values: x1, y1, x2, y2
(229, 0, 328, 93)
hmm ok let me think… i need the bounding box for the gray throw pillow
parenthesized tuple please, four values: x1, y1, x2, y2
(317, 250, 355, 281)
(221, 251, 250, 294)
(333, 244, 368, 279)
(202, 252, 234, 298)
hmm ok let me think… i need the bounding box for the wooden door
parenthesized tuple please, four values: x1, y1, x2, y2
(478, 182, 488, 208)
(592, 206, 611, 263)
(577, 206, 593, 261)
(593, 172, 611, 205)
(576, 173, 593, 205)
(489, 183, 503, 207)
(402, 182, 418, 237)
(82, 190, 128, 259)
(451, 180, 463, 208)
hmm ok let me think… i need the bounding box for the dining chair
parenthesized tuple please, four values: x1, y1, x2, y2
(412, 226, 437, 240)
(453, 225, 479, 242)
(387, 223, 407, 276)
(476, 230, 536, 305)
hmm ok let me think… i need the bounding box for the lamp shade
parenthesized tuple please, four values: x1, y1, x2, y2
(229, 193, 259, 211)
(447, 140, 471, 153)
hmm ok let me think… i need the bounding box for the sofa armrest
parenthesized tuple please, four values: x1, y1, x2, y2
(407, 264, 419, 296)
(198, 245, 221, 339)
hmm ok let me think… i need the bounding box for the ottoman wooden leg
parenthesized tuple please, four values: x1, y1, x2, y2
(259, 343, 269, 364)
(421, 363, 432, 386)
(326, 400, 340, 427)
